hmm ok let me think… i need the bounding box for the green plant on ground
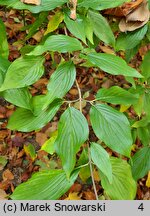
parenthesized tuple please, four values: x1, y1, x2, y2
(0, 0, 150, 200)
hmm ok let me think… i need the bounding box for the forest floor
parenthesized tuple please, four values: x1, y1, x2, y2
(0, 5, 150, 200)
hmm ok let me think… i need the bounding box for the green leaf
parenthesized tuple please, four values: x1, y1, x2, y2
(2, 88, 32, 110)
(90, 104, 132, 157)
(100, 157, 137, 200)
(7, 99, 62, 132)
(32, 61, 76, 115)
(55, 107, 89, 177)
(129, 85, 145, 117)
(28, 35, 83, 56)
(47, 61, 76, 104)
(0, 0, 68, 13)
(0, 56, 45, 91)
(10, 169, 79, 200)
(88, 10, 115, 46)
(143, 91, 150, 117)
(125, 45, 140, 63)
(77, 148, 89, 166)
(90, 142, 112, 183)
(26, 12, 48, 40)
(132, 116, 150, 128)
(0, 56, 10, 87)
(44, 11, 64, 35)
(146, 22, 150, 41)
(41, 131, 58, 154)
(137, 126, 150, 146)
(96, 86, 139, 105)
(140, 50, 150, 80)
(130, 147, 150, 181)
(116, 25, 148, 51)
(84, 17, 94, 44)
(87, 52, 143, 78)
(64, 13, 86, 44)
(0, 18, 9, 59)
(78, 0, 130, 10)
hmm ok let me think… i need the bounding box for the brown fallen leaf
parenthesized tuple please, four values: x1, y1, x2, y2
(32, 31, 43, 42)
(3, 169, 14, 181)
(0, 189, 8, 200)
(99, 45, 115, 55)
(119, 0, 150, 32)
(69, 183, 82, 193)
(119, 18, 149, 32)
(0, 130, 8, 141)
(36, 132, 47, 146)
(104, 0, 144, 17)
(21, 0, 41, 5)
(5, 21, 24, 32)
(83, 191, 96, 200)
(126, 0, 149, 22)
(93, 169, 100, 182)
(69, 88, 78, 96)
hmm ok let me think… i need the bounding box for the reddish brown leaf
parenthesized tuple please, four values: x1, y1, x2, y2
(119, 0, 150, 31)
(36, 132, 47, 146)
(3, 169, 14, 181)
(104, 0, 144, 17)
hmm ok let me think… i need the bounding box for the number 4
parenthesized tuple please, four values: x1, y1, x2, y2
(138, 203, 144, 211)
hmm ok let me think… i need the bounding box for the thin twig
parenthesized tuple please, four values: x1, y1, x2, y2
(75, 80, 82, 112)
(74, 162, 89, 170)
(22, 10, 26, 26)
(87, 142, 99, 200)
(64, 26, 68, 36)
(64, 98, 80, 104)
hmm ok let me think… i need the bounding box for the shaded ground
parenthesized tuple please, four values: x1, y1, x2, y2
(0, 6, 150, 200)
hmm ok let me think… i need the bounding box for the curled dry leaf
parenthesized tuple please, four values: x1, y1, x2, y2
(104, 0, 144, 17)
(20, 0, 41, 5)
(2, 169, 14, 181)
(119, 0, 150, 32)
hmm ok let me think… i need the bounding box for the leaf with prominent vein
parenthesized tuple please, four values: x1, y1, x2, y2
(0, 56, 45, 91)
(116, 25, 148, 51)
(64, 14, 86, 44)
(2, 88, 32, 110)
(90, 104, 132, 157)
(32, 61, 76, 115)
(100, 157, 137, 200)
(87, 52, 143, 78)
(91, 142, 112, 183)
(7, 99, 62, 132)
(0, 0, 68, 13)
(88, 10, 115, 46)
(130, 147, 150, 180)
(96, 86, 139, 105)
(55, 107, 89, 177)
(10, 169, 79, 200)
(28, 35, 83, 56)
(0, 56, 10, 87)
(78, 0, 130, 10)
(0, 18, 9, 59)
